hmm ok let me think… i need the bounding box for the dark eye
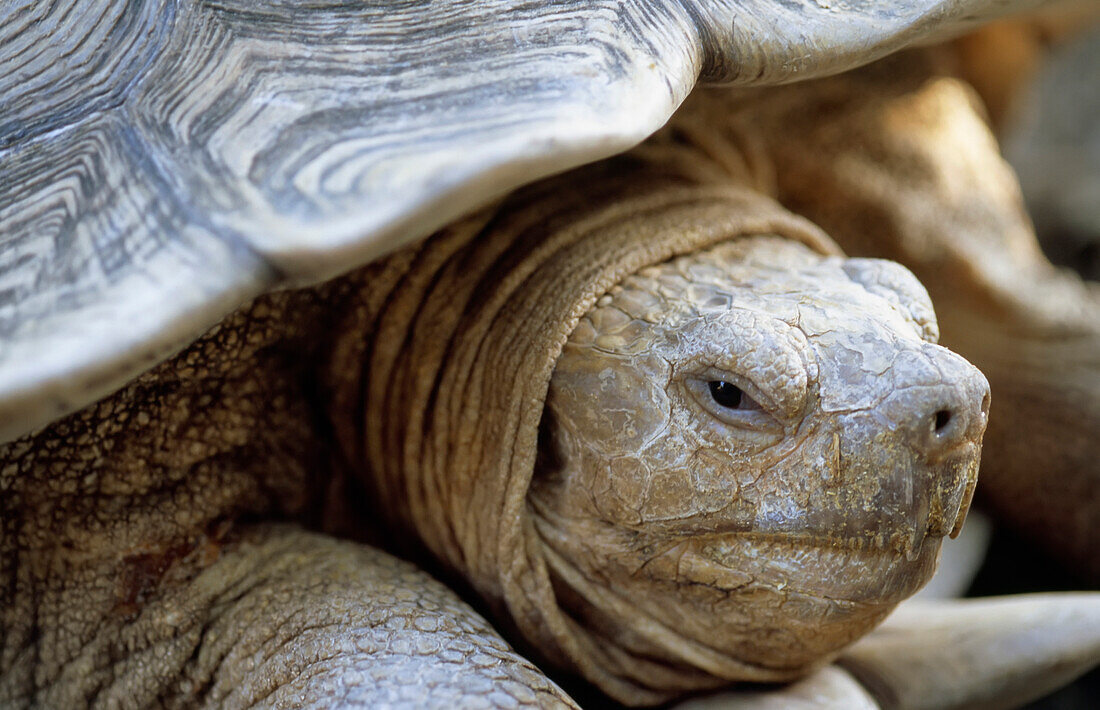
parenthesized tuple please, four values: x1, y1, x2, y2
(686, 375, 776, 434)
(708, 380, 743, 409)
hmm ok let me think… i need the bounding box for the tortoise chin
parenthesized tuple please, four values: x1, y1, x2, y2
(694, 532, 944, 605)
(531, 507, 946, 674)
(678, 534, 943, 669)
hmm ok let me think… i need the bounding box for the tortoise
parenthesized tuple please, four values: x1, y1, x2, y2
(2, 1, 1100, 708)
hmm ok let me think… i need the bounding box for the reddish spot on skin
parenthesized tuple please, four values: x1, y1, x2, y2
(113, 544, 192, 619)
(112, 520, 232, 619)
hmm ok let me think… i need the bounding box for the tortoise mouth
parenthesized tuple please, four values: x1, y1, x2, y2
(688, 532, 942, 604)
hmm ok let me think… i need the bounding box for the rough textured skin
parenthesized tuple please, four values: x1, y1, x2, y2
(0, 114, 986, 706)
(532, 237, 987, 689)
(676, 48, 1100, 581)
(0, 292, 331, 707)
(0, 276, 577, 708)
(1, 42, 1094, 710)
(0, 524, 575, 709)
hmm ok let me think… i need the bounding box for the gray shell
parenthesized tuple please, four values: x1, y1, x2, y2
(0, 0, 1045, 441)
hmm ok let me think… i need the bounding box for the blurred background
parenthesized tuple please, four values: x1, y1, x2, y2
(948, 7, 1099, 707)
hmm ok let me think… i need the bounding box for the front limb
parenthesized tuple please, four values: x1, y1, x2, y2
(1, 523, 575, 709)
(167, 525, 577, 709)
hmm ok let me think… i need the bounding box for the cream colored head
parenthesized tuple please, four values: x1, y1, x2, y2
(530, 236, 989, 681)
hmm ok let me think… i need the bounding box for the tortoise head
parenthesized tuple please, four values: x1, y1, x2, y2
(529, 235, 989, 676)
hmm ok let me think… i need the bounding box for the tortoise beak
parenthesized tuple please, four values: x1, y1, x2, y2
(949, 453, 980, 539)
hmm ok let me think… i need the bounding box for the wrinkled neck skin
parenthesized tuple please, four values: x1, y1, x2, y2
(530, 236, 990, 689)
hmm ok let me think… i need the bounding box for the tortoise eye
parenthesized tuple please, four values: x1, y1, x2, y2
(687, 375, 776, 434)
(708, 380, 743, 409)
(707, 380, 765, 412)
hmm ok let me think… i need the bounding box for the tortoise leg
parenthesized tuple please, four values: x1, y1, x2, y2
(838, 593, 1100, 710)
(187, 525, 578, 708)
(670, 592, 1100, 710)
(669, 667, 879, 710)
(681, 51, 1100, 581)
(3, 524, 576, 709)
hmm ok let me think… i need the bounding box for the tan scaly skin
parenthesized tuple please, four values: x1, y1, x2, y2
(0, 231, 988, 708)
(683, 48, 1100, 582)
(532, 236, 988, 686)
(1, 49, 1096, 710)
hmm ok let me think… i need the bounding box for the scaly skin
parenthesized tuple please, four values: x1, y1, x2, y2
(693, 49, 1100, 581)
(0, 277, 578, 709)
(532, 236, 989, 686)
(0, 62, 995, 707)
(0, 214, 990, 707)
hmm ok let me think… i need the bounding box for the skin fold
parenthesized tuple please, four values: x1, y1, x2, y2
(531, 236, 988, 684)
(0, 176, 987, 706)
(5, 46, 1096, 710)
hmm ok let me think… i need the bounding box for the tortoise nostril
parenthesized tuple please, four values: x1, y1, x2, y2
(923, 405, 968, 459)
(904, 348, 989, 459)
